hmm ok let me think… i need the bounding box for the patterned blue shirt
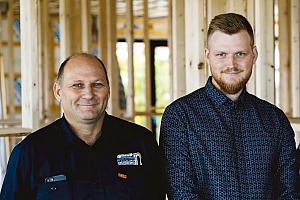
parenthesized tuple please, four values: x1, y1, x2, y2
(160, 77, 299, 199)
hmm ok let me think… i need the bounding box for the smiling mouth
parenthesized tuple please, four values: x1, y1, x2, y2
(224, 71, 240, 74)
(222, 68, 242, 74)
(79, 104, 97, 106)
(221, 67, 243, 74)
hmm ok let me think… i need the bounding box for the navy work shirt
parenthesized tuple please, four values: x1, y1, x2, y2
(160, 77, 299, 199)
(1, 113, 164, 199)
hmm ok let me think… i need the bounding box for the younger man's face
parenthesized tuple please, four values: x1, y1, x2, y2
(205, 30, 258, 95)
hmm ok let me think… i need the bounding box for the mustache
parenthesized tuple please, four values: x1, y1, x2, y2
(221, 67, 243, 73)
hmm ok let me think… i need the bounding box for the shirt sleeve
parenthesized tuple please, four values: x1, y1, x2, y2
(143, 130, 166, 200)
(160, 104, 200, 200)
(276, 111, 300, 199)
(0, 143, 33, 199)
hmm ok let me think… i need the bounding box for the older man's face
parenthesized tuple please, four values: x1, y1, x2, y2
(53, 56, 110, 125)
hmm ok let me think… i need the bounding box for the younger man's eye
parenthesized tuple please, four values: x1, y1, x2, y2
(215, 53, 226, 58)
(236, 52, 248, 57)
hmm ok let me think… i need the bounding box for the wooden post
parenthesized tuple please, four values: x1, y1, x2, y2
(278, 0, 291, 113)
(185, 0, 207, 93)
(168, 0, 173, 100)
(0, 14, 7, 120)
(0, 64, 7, 121)
(81, 0, 91, 53)
(0, 12, 10, 160)
(291, 0, 300, 117)
(171, 0, 186, 100)
(226, 0, 247, 15)
(20, 0, 40, 129)
(7, 0, 15, 118)
(59, 0, 71, 62)
(48, 19, 56, 120)
(207, 0, 227, 24)
(144, 0, 152, 129)
(255, 0, 275, 103)
(125, 0, 135, 120)
(39, 0, 54, 122)
(98, 0, 108, 65)
(245, 0, 256, 94)
(70, 0, 82, 53)
(106, 0, 120, 116)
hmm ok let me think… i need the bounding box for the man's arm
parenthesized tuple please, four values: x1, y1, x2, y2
(277, 112, 300, 199)
(143, 130, 166, 200)
(0, 144, 32, 199)
(160, 104, 199, 200)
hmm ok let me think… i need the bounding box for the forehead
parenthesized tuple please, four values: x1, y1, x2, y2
(207, 30, 252, 50)
(62, 56, 106, 81)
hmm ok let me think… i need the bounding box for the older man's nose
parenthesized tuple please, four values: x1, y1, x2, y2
(82, 86, 94, 98)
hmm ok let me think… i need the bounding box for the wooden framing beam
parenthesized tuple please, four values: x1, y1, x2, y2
(185, 0, 207, 93)
(144, 0, 152, 129)
(7, 0, 15, 118)
(70, 0, 82, 53)
(40, 0, 56, 121)
(59, 0, 71, 62)
(291, 0, 300, 117)
(98, 0, 108, 65)
(255, 0, 275, 103)
(20, 0, 40, 129)
(81, 0, 91, 53)
(168, 0, 173, 100)
(226, 0, 247, 15)
(245, 0, 256, 94)
(0, 13, 7, 120)
(207, 0, 227, 24)
(278, 0, 291, 113)
(0, 128, 32, 138)
(106, 0, 120, 116)
(125, 0, 135, 120)
(171, 0, 186, 100)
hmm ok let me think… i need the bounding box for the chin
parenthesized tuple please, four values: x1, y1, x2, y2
(79, 117, 99, 124)
(78, 113, 99, 120)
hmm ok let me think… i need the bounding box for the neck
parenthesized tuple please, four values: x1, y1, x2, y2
(66, 114, 105, 146)
(224, 90, 243, 101)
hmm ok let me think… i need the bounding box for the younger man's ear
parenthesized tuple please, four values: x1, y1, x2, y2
(204, 48, 210, 65)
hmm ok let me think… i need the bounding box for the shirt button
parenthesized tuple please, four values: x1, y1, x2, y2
(50, 186, 57, 191)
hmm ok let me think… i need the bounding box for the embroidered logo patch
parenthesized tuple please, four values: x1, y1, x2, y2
(117, 152, 142, 166)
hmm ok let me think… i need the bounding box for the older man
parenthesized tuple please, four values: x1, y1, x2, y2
(1, 53, 164, 199)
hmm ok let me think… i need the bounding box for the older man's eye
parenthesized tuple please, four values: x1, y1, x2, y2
(72, 83, 83, 88)
(93, 82, 105, 88)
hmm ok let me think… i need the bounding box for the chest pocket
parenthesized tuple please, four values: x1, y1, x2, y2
(35, 180, 71, 200)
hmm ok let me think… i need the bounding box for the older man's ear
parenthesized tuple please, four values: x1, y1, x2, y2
(53, 82, 61, 103)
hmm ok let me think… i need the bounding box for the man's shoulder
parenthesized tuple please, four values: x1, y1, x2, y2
(246, 92, 288, 121)
(247, 92, 283, 112)
(167, 88, 205, 108)
(17, 118, 63, 149)
(105, 114, 152, 137)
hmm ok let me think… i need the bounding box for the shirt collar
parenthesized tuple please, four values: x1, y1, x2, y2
(61, 115, 77, 145)
(204, 76, 248, 108)
(61, 113, 109, 146)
